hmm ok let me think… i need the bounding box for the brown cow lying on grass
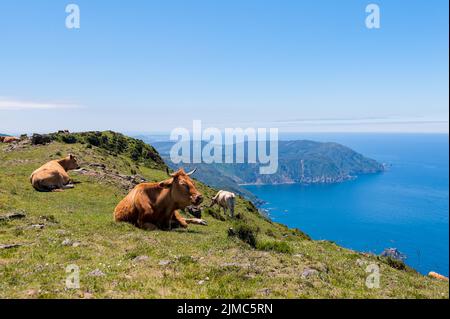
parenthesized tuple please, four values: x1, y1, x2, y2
(30, 154, 80, 192)
(0, 136, 20, 143)
(114, 168, 207, 230)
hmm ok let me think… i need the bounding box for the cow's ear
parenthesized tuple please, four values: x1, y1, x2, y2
(69, 154, 74, 159)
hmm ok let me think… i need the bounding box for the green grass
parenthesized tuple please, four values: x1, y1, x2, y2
(256, 240, 293, 254)
(0, 137, 448, 299)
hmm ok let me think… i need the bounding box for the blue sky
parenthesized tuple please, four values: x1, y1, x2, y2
(0, 0, 448, 134)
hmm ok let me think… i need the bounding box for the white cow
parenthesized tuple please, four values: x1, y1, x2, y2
(210, 190, 236, 217)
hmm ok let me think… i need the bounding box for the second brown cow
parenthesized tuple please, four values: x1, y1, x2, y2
(0, 136, 20, 143)
(114, 168, 207, 230)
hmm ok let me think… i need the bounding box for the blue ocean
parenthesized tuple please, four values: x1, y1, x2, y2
(244, 134, 449, 276)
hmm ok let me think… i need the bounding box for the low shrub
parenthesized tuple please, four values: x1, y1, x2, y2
(31, 134, 52, 145)
(380, 256, 409, 271)
(291, 228, 311, 241)
(256, 240, 293, 254)
(229, 223, 258, 248)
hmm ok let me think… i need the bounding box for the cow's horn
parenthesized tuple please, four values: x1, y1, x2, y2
(166, 167, 174, 176)
(185, 168, 197, 176)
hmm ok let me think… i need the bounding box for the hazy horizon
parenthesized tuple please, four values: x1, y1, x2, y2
(2, 129, 450, 137)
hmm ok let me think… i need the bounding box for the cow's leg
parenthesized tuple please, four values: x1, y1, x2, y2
(51, 184, 73, 192)
(173, 210, 207, 227)
(185, 218, 208, 226)
(62, 174, 75, 188)
(50, 175, 73, 192)
(136, 203, 155, 230)
(172, 210, 188, 229)
(42, 178, 62, 192)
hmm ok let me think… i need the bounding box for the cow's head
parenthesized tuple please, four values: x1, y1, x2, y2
(61, 154, 81, 171)
(159, 168, 203, 208)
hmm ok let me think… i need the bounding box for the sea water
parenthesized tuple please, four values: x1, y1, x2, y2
(244, 134, 449, 276)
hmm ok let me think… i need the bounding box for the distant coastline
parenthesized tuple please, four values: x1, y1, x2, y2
(148, 138, 385, 203)
(238, 172, 385, 186)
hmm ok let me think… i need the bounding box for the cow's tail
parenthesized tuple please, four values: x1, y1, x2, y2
(210, 192, 219, 207)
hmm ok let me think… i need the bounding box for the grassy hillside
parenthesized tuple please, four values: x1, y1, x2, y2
(0, 133, 448, 299)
